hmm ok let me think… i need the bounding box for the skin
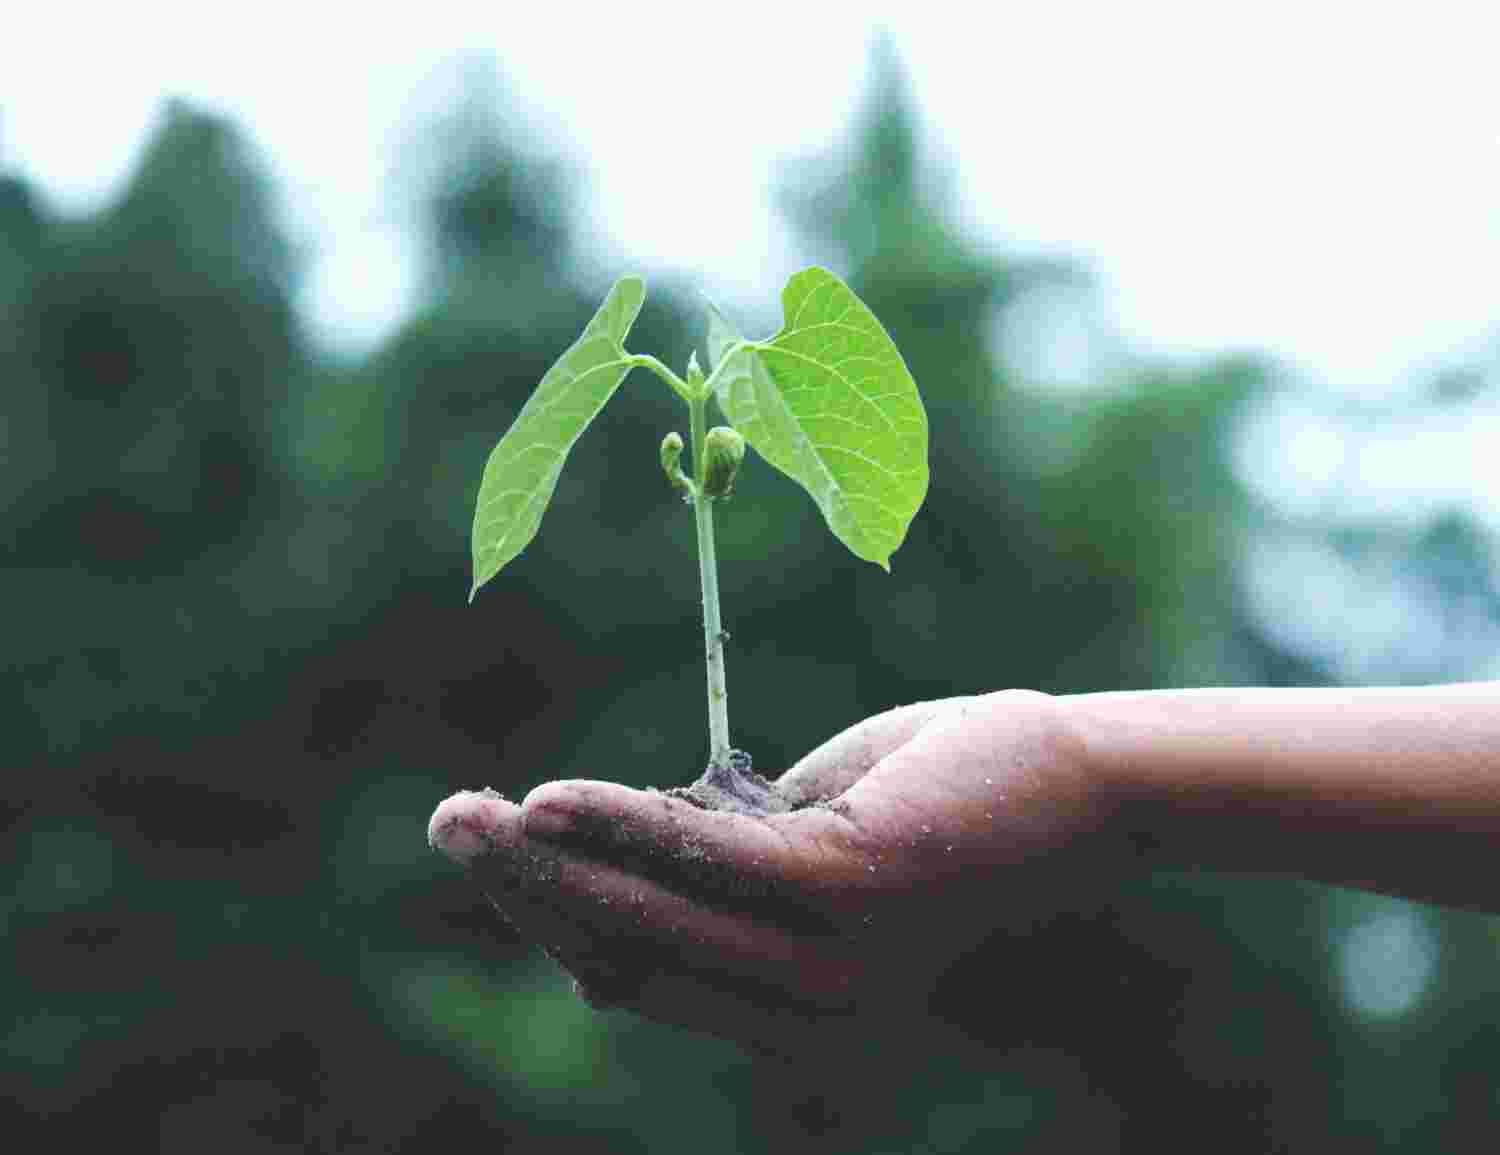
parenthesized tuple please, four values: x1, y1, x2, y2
(428, 684, 1500, 1057)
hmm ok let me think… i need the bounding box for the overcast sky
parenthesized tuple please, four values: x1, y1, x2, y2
(3, 2, 1497, 392)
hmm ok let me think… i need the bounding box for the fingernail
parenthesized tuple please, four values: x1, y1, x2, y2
(428, 788, 509, 866)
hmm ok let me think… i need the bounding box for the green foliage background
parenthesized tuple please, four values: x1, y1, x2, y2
(6, 51, 1500, 1153)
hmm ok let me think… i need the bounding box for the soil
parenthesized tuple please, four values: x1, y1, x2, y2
(667, 749, 798, 817)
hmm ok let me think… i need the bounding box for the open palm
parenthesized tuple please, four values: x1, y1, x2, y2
(429, 690, 1103, 1056)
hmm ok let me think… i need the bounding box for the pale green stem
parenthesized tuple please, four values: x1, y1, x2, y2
(625, 353, 695, 403)
(689, 393, 732, 770)
(698, 339, 752, 397)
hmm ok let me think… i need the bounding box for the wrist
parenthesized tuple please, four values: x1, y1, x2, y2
(1048, 690, 1145, 866)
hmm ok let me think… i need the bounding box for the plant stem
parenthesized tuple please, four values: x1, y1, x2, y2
(689, 393, 732, 771)
(625, 353, 694, 403)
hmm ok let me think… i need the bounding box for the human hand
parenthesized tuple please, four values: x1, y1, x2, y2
(428, 690, 1106, 1057)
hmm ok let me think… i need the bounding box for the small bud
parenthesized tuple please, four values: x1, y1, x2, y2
(660, 431, 693, 493)
(686, 350, 705, 391)
(701, 426, 746, 498)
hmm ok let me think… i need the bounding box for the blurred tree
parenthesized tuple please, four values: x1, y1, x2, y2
(424, 64, 572, 317)
(14, 101, 299, 578)
(2, 103, 309, 817)
(1238, 373, 1500, 685)
(779, 34, 1260, 707)
(0, 173, 50, 519)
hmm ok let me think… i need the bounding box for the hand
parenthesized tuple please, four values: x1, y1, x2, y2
(428, 690, 1106, 1058)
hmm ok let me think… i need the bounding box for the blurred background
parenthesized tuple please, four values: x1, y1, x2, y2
(5, 8, 1500, 1151)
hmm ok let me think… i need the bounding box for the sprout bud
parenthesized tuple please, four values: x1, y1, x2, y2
(686, 350, 705, 391)
(701, 426, 747, 498)
(660, 431, 693, 493)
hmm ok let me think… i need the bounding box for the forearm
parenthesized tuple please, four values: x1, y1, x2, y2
(1066, 684, 1500, 910)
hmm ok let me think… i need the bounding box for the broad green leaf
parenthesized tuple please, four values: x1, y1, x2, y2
(704, 296, 741, 371)
(712, 267, 928, 570)
(469, 276, 645, 598)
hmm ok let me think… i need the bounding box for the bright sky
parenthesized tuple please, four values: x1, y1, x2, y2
(3, 3, 1498, 392)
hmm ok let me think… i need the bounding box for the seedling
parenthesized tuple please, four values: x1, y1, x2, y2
(469, 268, 929, 811)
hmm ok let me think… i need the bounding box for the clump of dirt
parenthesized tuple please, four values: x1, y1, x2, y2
(667, 750, 798, 818)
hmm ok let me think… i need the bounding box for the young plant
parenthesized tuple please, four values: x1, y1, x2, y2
(469, 267, 928, 810)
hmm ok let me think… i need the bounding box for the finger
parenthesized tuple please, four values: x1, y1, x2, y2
(431, 790, 638, 988)
(502, 891, 852, 1058)
(428, 788, 524, 867)
(432, 790, 950, 1059)
(482, 842, 859, 1001)
(776, 698, 959, 804)
(520, 779, 878, 904)
(434, 789, 864, 1006)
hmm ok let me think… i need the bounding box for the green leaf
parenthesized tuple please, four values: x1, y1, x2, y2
(704, 296, 742, 371)
(469, 276, 645, 598)
(712, 267, 928, 570)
